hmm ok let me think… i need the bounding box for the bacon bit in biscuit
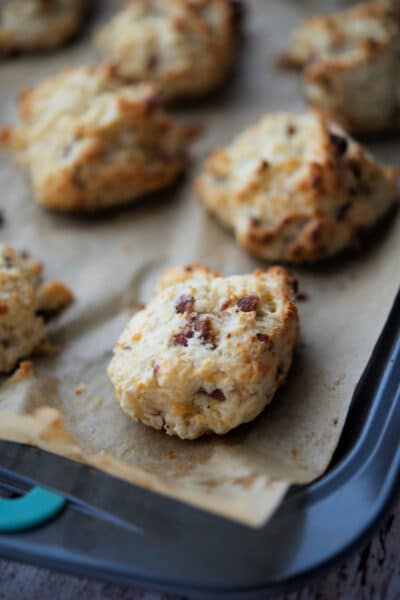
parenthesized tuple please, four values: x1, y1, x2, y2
(256, 333, 270, 343)
(237, 295, 259, 312)
(329, 132, 348, 157)
(174, 309, 217, 348)
(0, 303, 8, 315)
(173, 331, 192, 347)
(132, 332, 142, 342)
(165, 450, 176, 459)
(192, 315, 216, 346)
(287, 124, 297, 136)
(175, 293, 195, 313)
(199, 387, 225, 401)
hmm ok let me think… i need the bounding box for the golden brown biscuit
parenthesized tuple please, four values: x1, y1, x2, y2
(155, 263, 220, 293)
(278, 2, 400, 133)
(0, 244, 73, 373)
(0, 65, 196, 211)
(108, 264, 299, 440)
(94, 0, 241, 100)
(196, 111, 397, 263)
(0, 0, 87, 55)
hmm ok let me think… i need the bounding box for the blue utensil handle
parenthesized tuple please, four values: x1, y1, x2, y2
(0, 487, 66, 532)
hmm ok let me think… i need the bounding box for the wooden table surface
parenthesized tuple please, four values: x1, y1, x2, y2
(0, 496, 399, 600)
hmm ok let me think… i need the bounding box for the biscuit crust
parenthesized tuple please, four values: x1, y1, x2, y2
(94, 0, 241, 100)
(196, 111, 397, 263)
(278, 2, 400, 132)
(0, 65, 195, 211)
(0, 244, 73, 373)
(0, 0, 86, 55)
(108, 265, 299, 440)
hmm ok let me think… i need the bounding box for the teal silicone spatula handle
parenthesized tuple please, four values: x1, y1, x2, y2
(0, 487, 66, 532)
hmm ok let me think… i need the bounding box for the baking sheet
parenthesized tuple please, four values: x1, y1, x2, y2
(0, 0, 399, 526)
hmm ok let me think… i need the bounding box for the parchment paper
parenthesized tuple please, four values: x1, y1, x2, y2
(0, 0, 398, 527)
